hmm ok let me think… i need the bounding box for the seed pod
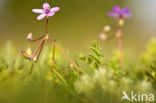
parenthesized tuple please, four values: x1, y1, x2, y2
(27, 33, 33, 41)
(21, 51, 30, 59)
(45, 34, 49, 39)
(118, 19, 124, 27)
(32, 56, 37, 62)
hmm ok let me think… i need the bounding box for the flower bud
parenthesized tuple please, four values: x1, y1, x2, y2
(45, 34, 49, 39)
(118, 19, 124, 26)
(27, 33, 33, 41)
(104, 25, 111, 32)
(99, 33, 107, 41)
(21, 51, 30, 59)
(32, 56, 37, 62)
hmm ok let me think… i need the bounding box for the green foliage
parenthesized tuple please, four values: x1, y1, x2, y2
(78, 41, 128, 79)
(141, 38, 156, 87)
(78, 41, 104, 69)
(0, 41, 81, 103)
(106, 50, 129, 80)
(90, 41, 104, 57)
(0, 40, 156, 103)
(74, 68, 155, 103)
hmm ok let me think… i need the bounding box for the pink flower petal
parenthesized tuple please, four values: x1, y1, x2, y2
(50, 7, 60, 12)
(47, 12, 55, 17)
(43, 3, 50, 10)
(123, 13, 132, 18)
(108, 12, 119, 18)
(37, 14, 46, 20)
(113, 5, 121, 13)
(122, 7, 130, 13)
(32, 9, 44, 13)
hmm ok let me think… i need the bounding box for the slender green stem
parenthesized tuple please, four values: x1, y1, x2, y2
(49, 67, 68, 86)
(52, 39, 56, 63)
(29, 62, 34, 75)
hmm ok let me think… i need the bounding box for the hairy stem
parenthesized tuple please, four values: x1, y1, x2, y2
(48, 38, 85, 74)
(36, 40, 45, 61)
(46, 17, 48, 34)
(28, 35, 46, 42)
(46, 17, 56, 63)
(116, 29, 124, 70)
(31, 38, 45, 60)
(31, 17, 48, 60)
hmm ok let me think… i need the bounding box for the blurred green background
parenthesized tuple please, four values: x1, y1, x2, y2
(0, 0, 156, 55)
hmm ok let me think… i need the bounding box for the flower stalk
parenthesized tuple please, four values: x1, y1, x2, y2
(30, 38, 45, 61)
(46, 17, 48, 34)
(116, 29, 124, 70)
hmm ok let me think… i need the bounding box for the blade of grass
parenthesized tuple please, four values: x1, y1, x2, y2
(47, 64, 68, 87)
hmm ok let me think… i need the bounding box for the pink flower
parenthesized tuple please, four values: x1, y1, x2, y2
(108, 5, 132, 19)
(32, 3, 60, 20)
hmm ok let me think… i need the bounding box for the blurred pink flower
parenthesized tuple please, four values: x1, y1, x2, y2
(32, 3, 60, 20)
(108, 5, 132, 19)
